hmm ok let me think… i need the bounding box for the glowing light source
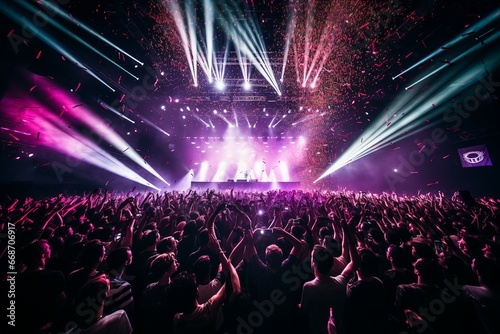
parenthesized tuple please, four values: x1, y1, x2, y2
(215, 81, 225, 90)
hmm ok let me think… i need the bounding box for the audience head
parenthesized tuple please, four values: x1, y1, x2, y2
(265, 244, 283, 270)
(73, 274, 110, 326)
(193, 255, 211, 284)
(183, 220, 198, 237)
(106, 247, 132, 273)
(368, 228, 384, 244)
(198, 229, 210, 247)
(142, 229, 160, 248)
(358, 248, 379, 277)
(168, 271, 198, 313)
(384, 229, 401, 246)
(312, 245, 334, 275)
(150, 252, 178, 279)
(78, 240, 106, 268)
(411, 240, 435, 260)
(472, 256, 500, 289)
(291, 225, 305, 240)
(414, 258, 442, 285)
(157, 236, 178, 254)
(386, 245, 406, 268)
(21, 240, 50, 269)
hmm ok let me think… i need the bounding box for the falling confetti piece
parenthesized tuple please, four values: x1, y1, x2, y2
(75, 82, 81, 92)
(427, 181, 439, 186)
(411, 171, 418, 174)
(29, 85, 37, 93)
(105, 180, 110, 186)
(36, 50, 42, 59)
(419, 145, 426, 153)
(442, 155, 449, 159)
(122, 147, 129, 153)
(73, 104, 84, 108)
(130, 186, 136, 192)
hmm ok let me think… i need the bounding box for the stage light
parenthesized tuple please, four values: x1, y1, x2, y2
(28, 153, 34, 158)
(243, 81, 252, 90)
(213, 110, 218, 114)
(174, 99, 179, 103)
(310, 82, 316, 88)
(180, 108, 184, 112)
(314, 10, 500, 183)
(394, 169, 398, 172)
(161, 105, 166, 110)
(161, 71, 165, 76)
(182, 116, 186, 119)
(215, 81, 225, 90)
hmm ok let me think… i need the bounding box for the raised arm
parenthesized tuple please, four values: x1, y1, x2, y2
(340, 220, 360, 278)
(272, 227, 302, 258)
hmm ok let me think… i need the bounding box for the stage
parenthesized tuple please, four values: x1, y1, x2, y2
(190, 181, 300, 191)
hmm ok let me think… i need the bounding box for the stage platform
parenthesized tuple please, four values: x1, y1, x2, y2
(190, 181, 300, 191)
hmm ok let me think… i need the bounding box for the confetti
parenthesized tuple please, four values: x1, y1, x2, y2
(427, 181, 439, 186)
(36, 50, 42, 59)
(29, 85, 37, 93)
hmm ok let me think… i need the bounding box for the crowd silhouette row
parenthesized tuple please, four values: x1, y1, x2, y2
(1, 188, 499, 334)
